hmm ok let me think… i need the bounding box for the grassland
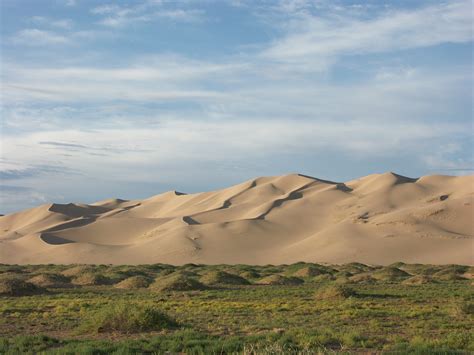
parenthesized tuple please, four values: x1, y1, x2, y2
(0, 262, 472, 354)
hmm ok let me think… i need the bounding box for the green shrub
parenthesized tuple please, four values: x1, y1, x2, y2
(371, 267, 410, 281)
(315, 285, 357, 300)
(114, 276, 151, 289)
(150, 273, 207, 291)
(80, 303, 177, 333)
(27, 273, 70, 288)
(257, 274, 304, 285)
(72, 273, 110, 286)
(199, 271, 250, 286)
(0, 278, 46, 296)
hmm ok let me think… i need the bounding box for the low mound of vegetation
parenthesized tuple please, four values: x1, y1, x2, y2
(61, 266, 94, 278)
(458, 300, 474, 316)
(312, 274, 335, 282)
(349, 273, 375, 284)
(432, 266, 468, 281)
(257, 275, 303, 286)
(27, 273, 70, 288)
(402, 275, 436, 285)
(150, 273, 207, 291)
(371, 267, 410, 281)
(114, 276, 151, 289)
(292, 266, 331, 278)
(337, 262, 373, 274)
(80, 303, 177, 333)
(72, 273, 110, 286)
(0, 278, 46, 296)
(315, 284, 357, 300)
(239, 270, 261, 279)
(199, 271, 250, 286)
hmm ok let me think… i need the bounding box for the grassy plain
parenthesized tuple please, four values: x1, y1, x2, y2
(0, 262, 472, 354)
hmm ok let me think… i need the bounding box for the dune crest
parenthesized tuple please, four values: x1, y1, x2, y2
(1, 173, 473, 265)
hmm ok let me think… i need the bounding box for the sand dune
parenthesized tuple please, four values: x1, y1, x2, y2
(1, 172, 473, 265)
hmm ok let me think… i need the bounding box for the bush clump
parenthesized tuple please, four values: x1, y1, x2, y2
(72, 273, 110, 286)
(81, 303, 177, 333)
(0, 278, 46, 296)
(150, 273, 207, 291)
(61, 265, 94, 277)
(27, 273, 70, 288)
(371, 267, 410, 281)
(432, 268, 467, 281)
(349, 273, 375, 284)
(315, 284, 357, 300)
(257, 275, 304, 286)
(114, 276, 151, 289)
(402, 275, 436, 285)
(199, 271, 250, 286)
(292, 266, 330, 278)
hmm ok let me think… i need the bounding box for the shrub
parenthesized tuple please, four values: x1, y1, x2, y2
(349, 273, 375, 284)
(72, 273, 110, 286)
(199, 271, 250, 286)
(80, 303, 177, 333)
(312, 274, 335, 282)
(402, 275, 436, 285)
(239, 270, 261, 279)
(150, 273, 207, 291)
(371, 267, 410, 281)
(432, 268, 466, 281)
(114, 276, 151, 289)
(61, 265, 94, 277)
(458, 301, 474, 315)
(292, 266, 330, 278)
(315, 285, 357, 300)
(27, 273, 70, 288)
(0, 278, 46, 296)
(257, 275, 304, 285)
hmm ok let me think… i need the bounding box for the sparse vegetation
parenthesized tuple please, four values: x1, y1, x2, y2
(315, 284, 357, 299)
(79, 302, 177, 333)
(199, 270, 250, 286)
(0, 262, 472, 353)
(0, 278, 46, 296)
(150, 272, 207, 291)
(114, 275, 151, 289)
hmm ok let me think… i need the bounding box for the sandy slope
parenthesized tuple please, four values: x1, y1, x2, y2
(1, 173, 473, 265)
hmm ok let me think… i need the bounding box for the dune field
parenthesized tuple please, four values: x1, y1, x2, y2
(1, 172, 472, 265)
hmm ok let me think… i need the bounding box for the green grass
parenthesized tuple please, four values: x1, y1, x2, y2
(0, 262, 472, 353)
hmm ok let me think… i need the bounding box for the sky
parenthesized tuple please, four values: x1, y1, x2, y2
(0, 0, 473, 213)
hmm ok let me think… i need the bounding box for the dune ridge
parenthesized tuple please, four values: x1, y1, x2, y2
(1, 172, 473, 265)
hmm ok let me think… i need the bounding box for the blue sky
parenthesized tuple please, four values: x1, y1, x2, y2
(0, 0, 473, 213)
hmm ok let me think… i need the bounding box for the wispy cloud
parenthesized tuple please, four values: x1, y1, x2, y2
(91, 1, 204, 27)
(10, 29, 70, 45)
(262, 0, 473, 67)
(31, 16, 74, 29)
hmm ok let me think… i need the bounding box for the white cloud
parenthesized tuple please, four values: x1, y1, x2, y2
(11, 29, 70, 45)
(262, 0, 473, 66)
(31, 16, 74, 29)
(91, 2, 204, 27)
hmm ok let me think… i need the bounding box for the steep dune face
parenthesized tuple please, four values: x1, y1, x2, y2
(0, 173, 472, 265)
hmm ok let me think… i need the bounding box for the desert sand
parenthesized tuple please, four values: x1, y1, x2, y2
(0, 172, 473, 265)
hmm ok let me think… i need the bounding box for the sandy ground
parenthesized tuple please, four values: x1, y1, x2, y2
(1, 172, 473, 265)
